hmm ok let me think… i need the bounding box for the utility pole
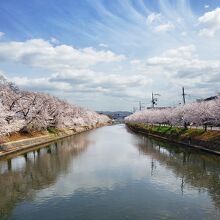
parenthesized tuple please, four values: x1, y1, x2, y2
(182, 87, 186, 105)
(139, 101, 142, 111)
(152, 92, 154, 108)
(151, 92, 160, 108)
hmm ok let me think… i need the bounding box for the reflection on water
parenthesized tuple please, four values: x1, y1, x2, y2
(135, 134, 220, 208)
(0, 133, 90, 220)
(0, 125, 220, 220)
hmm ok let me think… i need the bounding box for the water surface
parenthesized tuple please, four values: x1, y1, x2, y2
(1, 124, 220, 220)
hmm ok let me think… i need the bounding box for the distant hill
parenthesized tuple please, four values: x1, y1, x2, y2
(97, 111, 132, 120)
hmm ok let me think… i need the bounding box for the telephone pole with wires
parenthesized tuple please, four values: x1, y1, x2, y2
(182, 87, 186, 105)
(151, 92, 160, 108)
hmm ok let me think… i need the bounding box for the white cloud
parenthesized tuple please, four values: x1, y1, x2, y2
(1, 38, 152, 101)
(198, 8, 220, 37)
(153, 22, 175, 33)
(146, 13, 161, 25)
(0, 37, 148, 99)
(147, 45, 196, 64)
(50, 37, 59, 44)
(11, 43, 215, 102)
(0, 32, 5, 39)
(0, 39, 125, 71)
(11, 69, 151, 98)
(99, 43, 108, 48)
(12, 76, 72, 91)
(204, 5, 209, 9)
(130, 59, 141, 65)
(146, 45, 220, 90)
(146, 13, 175, 33)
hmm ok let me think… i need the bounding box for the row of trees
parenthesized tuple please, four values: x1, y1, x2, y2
(0, 76, 110, 136)
(125, 97, 220, 130)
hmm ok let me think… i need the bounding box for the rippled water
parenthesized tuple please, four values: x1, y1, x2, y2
(1, 124, 220, 220)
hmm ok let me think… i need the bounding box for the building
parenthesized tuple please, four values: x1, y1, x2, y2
(197, 93, 219, 102)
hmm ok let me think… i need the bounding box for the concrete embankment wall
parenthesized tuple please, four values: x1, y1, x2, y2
(0, 123, 111, 159)
(126, 123, 220, 156)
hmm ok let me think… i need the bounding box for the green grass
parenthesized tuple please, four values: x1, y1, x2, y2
(127, 122, 220, 143)
(47, 127, 59, 134)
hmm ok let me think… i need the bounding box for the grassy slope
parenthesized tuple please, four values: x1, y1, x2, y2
(0, 122, 111, 145)
(127, 123, 220, 144)
(0, 128, 62, 144)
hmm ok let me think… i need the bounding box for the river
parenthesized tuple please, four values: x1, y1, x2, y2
(0, 124, 220, 220)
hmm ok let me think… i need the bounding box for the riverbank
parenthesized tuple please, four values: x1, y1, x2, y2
(0, 122, 111, 158)
(126, 122, 220, 155)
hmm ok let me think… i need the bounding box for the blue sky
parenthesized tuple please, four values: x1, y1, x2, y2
(0, 0, 220, 111)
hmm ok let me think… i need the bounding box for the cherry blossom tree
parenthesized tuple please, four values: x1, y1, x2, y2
(125, 96, 220, 130)
(0, 76, 110, 136)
